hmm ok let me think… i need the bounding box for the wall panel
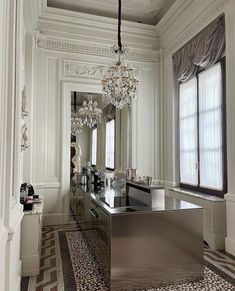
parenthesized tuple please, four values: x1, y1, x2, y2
(45, 56, 60, 183)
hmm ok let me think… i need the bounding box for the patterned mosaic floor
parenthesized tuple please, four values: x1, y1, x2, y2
(22, 223, 235, 291)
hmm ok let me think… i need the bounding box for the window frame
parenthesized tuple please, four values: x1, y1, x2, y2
(179, 58, 227, 198)
(105, 118, 116, 171)
(91, 126, 97, 167)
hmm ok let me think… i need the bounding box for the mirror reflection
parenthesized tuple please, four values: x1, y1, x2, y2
(70, 91, 130, 180)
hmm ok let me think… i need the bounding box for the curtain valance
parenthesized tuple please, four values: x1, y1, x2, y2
(173, 15, 225, 82)
(103, 104, 116, 122)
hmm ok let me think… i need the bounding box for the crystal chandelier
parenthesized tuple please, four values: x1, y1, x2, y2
(102, 0, 138, 109)
(79, 95, 102, 128)
(71, 92, 83, 136)
(71, 111, 83, 136)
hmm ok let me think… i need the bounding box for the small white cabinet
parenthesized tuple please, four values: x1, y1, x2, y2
(168, 188, 226, 250)
(21, 201, 43, 276)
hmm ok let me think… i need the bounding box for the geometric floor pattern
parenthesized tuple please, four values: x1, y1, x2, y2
(63, 230, 235, 291)
(22, 223, 235, 291)
(26, 223, 80, 291)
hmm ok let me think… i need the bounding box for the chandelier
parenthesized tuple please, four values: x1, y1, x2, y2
(71, 92, 83, 136)
(71, 112, 83, 136)
(79, 95, 102, 128)
(102, 0, 138, 109)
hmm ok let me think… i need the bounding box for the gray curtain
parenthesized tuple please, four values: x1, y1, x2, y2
(173, 15, 225, 82)
(103, 104, 116, 121)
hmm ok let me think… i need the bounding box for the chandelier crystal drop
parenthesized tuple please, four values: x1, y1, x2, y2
(102, 0, 138, 109)
(79, 97, 102, 128)
(71, 112, 83, 136)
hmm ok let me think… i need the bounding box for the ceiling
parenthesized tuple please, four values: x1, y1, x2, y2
(47, 0, 176, 25)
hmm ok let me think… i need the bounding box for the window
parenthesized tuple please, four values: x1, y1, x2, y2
(105, 119, 115, 170)
(91, 128, 97, 166)
(179, 61, 226, 196)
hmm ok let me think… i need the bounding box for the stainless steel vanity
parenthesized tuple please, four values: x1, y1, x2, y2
(70, 181, 204, 291)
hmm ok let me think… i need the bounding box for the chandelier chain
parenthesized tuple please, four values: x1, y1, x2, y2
(101, 0, 139, 109)
(118, 0, 122, 51)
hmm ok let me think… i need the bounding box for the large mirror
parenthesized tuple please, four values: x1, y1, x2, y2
(70, 91, 130, 178)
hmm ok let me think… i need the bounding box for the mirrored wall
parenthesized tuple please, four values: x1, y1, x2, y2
(70, 91, 130, 176)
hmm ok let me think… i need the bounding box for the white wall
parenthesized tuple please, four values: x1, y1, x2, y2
(21, 5, 162, 225)
(0, 0, 26, 290)
(28, 49, 160, 225)
(158, 0, 235, 255)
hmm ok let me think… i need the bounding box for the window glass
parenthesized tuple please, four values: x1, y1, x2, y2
(179, 62, 225, 194)
(179, 77, 198, 185)
(91, 128, 97, 165)
(105, 119, 115, 169)
(199, 63, 223, 189)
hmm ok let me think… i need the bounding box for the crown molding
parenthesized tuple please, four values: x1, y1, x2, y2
(24, 0, 47, 33)
(36, 34, 161, 63)
(156, 0, 194, 38)
(40, 6, 157, 38)
(36, 5, 159, 52)
(162, 0, 233, 57)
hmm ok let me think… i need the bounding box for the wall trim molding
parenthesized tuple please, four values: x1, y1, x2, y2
(36, 35, 161, 63)
(33, 182, 61, 189)
(0, 223, 8, 244)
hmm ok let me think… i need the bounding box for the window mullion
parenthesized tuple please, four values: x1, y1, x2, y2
(197, 75, 200, 187)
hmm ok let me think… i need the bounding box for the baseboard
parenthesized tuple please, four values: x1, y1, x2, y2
(43, 213, 69, 226)
(204, 230, 225, 250)
(225, 236, 235, 257)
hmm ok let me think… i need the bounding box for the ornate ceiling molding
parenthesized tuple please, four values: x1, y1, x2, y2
(36, 35, 160, 63)
(64, 60, 105, 79)
(164, 0, 232, 57)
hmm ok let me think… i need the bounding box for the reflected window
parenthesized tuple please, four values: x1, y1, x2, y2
(105, 119, 115, 170)
(91, 127, 97, 166)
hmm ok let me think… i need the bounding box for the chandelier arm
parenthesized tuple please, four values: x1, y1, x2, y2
(118, 0, 122, 51)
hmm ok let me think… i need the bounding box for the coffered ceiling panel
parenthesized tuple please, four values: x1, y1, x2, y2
(47, 0, 176, 25)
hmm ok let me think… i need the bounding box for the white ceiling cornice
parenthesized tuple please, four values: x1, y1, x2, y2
(36, 6, 159, 51)
(47, 0, 176, 25)
(155, 0, 194, 37)
(41, 6, 158, 36)
(159, 0, 233, 56)
(23, 0, 47, 33)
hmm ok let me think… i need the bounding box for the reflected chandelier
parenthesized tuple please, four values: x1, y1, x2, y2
(102, 0, 138, 109)
(71, 92, 83, 136)
(79, 95, 102, 128)
(71, 112, 83, 136)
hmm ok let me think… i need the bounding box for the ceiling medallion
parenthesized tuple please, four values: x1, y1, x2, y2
(102, 0, 139, 109)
